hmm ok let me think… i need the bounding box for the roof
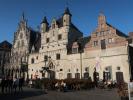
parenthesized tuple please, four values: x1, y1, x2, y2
(77, 36, 91, 49)
(63, 7, 72, 16)
(41, 16, 49, 24)
(0, 40, 12, 50)
(106, 22, 128, 38)
(28, 28, 41, 53)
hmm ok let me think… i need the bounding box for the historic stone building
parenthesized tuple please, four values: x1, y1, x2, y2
(84, 13, 129, 82)
(8, 13, 41, 78)
(0, 41, 12, 77)
(28, 8, 130, 82)
(28, 8, 83, 79)
(6, 8, 131, 83)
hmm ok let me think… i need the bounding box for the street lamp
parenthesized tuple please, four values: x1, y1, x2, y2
(40, 56, 51, 78)
(77, 42, 83, 79)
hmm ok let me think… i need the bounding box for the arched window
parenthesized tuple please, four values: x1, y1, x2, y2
(31, 58, 35, 64)
(21, 40, 24, 46)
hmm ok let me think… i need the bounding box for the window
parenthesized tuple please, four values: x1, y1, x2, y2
(31, 58, 34, 64)
(75, 73, 80, 79)
(94, 41, 98, 46)
(117, 67, 120, 70)
(56, 54, 60, 60)
(44, 55, 48, 61)
(100, 31, 104, 35)
(108, 38, 113, 43)
(67, 73, 72, 79)
(36, 56, 38, 60)
(58, 34, 62, 40)
(101, 39, 106, 49)
(46, 38, 49, 43)
(104, 66, 112, 80)
(72, 48, 78, 54)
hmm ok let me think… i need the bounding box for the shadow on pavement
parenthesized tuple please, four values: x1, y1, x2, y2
(0, 88, 45, 100)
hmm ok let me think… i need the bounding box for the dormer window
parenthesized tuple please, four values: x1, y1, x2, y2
(72, 48, 78, 54)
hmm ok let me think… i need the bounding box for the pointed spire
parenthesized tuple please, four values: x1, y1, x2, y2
(64, 7, 72, 16)
(21, 12, 25, 21)
(41, 16, 49, 25)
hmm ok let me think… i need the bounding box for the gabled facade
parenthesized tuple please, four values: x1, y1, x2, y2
(84, 13, 129, 83)
(8, 13, 41, 78)
(28, 8, 83, 79)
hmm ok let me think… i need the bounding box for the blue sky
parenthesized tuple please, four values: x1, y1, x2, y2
(0, 0, 132, 43)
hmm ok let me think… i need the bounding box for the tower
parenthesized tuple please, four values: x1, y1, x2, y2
(98, 13, 106, 28)
(41, 16, 49, 33)
(63, 7, 72, 26)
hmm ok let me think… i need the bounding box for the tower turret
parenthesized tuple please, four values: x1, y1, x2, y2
(98, 13, 106, 28)
(63, 7, 72, 26)
(41, 16, 49, 33)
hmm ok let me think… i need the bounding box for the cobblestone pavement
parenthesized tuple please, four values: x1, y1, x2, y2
(0, 87, 121, 100)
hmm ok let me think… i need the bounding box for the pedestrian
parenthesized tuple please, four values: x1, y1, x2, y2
(4, 77, 8, 93)
(19, 77, 24, 92)
(13, 77, 18, 93)
(29, 79, 32, 88)
(8, 77, 13, 93)
(1, 77, 5, 94)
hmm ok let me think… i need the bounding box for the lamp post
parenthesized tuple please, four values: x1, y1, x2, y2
(40, 56, 50, 78)
(78, 42, 82, 79)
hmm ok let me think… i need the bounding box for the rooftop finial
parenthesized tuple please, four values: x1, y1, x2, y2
(41, 16, 48, 25)
(21, 11, 25, 21)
